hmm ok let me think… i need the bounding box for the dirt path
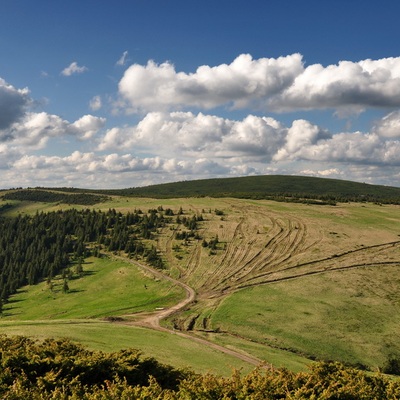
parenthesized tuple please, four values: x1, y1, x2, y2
(111, 254, 264, 367)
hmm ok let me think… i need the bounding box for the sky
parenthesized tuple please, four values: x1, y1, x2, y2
(1, 0, 400, 189)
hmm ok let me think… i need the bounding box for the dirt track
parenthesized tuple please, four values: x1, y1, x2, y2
(109, 201, 400, 368)
(111, 254, 265, 367)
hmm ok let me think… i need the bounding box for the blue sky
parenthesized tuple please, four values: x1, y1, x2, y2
(1, 0, 400, 189)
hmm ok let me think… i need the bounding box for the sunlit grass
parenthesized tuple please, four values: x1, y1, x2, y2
(210, 265, 400, 369)
(2, 256, 184, 320)
(0, 320, 254, 375)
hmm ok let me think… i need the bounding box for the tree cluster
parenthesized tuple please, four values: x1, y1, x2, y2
(0, 336, 399, 399)
(2, 189, 109, 205)
(0, 207, 171, 305)
(174, 214, 203, 242)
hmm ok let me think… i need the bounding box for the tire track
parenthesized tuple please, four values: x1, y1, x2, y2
(110, 254, 264, 368)
(239, 240, 400, 288)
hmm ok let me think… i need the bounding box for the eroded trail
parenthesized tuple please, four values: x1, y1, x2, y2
(111, 254, 264, 367)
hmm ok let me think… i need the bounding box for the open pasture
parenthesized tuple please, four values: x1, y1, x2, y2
(1, 256, 184, 320)
(157, 199, 400, 369)
(1, 193, 399, 372)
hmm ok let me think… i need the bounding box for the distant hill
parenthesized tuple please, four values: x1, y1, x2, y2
(96, 175, 400, 204)
(2, 189, 109, 205)
(12, 175, 400, 204)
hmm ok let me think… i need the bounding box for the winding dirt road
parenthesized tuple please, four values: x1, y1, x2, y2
(111, 254, 265, 367)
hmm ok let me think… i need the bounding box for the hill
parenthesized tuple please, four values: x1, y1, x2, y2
(0, 183, 399, 382)
(40, 175, 400, 204)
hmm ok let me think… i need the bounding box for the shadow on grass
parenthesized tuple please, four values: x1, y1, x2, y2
(7, 298, 23, 304)
(68, 289, 84, 294)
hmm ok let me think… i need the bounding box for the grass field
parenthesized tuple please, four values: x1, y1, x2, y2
(209, 264, 400, 369)
(0, 320, 255, 375)
(1, 194, 399, 374)
(2, 256, 184, 320)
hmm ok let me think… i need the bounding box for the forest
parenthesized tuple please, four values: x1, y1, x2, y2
(0, 206, 181, 306)
(2, 189, 109, 205)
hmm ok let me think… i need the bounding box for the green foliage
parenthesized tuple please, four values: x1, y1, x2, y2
(0, 336, 399, 398)
(0, 336, 187, 397)
(3, 189, 109, 205)
(0, 207, 171, 302)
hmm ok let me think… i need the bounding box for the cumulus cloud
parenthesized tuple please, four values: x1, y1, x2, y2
(8, 150, 242, 188)
(4, 107, 400, 188)
(373, 110, 400, 138)
(118, 54, 303, 112)
(70, 114, 106, 140)
(274, 125, 400, 166)
(98, 111, 286, 161)
(273, 119, 331, 161)
(2, 112, 105, 148)
(117, 54, 400, 114)
(97, 110, 400, 174)
(270, 57, 400, 112)
(61, 61, 88, 76)
(0, 78, 31, 131)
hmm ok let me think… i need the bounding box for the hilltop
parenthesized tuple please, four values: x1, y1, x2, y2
(30, 175, 400, 204)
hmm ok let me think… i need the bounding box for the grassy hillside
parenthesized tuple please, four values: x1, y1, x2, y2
(98, 175, 400, 203)
(0, 193, 399, 375)
(7, 175, 398, 204)
(0, 256, 256, 375)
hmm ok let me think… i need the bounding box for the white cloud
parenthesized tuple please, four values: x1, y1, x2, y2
(299, 168, 343, 178)
(70, 114, 106, 140)
(116, 51, 128, 66)
(118, 54, 303, 112)
(97, 110, 400, 179)
(61, 61, 88, 76)
(373, 110, 400, 138)
(89, 95, 102, 111)
(2, 112, 105, 149)
(270, 57, 400, 112)
(98, 111, 286, 162)
(273, 119, 331, 161)
(117, 54, 400, 114)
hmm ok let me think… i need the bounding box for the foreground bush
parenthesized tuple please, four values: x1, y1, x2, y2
(0, 335, 399, 399)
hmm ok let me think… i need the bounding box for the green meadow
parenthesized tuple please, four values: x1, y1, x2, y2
(0, 256, 254, 375)
(209, 264, 400, 369)
(1, 256, 183, 320)
(0, 182, 399, 375)
(0, 320, 254, 375)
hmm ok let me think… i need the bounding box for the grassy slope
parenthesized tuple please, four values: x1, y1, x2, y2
(0, 256, 254, 375)
(1, 256, 183, 320)
(98, 175, 400, 201)
(210, 265, 400, 369)
(1, 192, 399, 374)
(0, 321, 255, 375)
(160, 199, 400, 371)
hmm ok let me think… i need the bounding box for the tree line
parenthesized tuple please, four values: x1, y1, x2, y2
(2, 189, 109, 205)
(0, 207, 178, 306)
